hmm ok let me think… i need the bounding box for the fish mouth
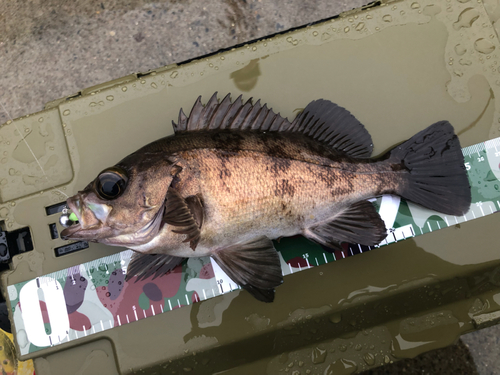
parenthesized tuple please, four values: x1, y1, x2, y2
(60, 195, 165, 245)
(60, 195, 104, 240)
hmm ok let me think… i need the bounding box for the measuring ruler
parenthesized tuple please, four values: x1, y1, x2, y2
(7, 136, 500, 356)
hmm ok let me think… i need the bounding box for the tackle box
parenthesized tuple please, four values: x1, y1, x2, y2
(1, 0, 500, 373)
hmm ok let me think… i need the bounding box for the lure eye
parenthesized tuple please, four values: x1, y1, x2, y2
(95, 167, 128, 200)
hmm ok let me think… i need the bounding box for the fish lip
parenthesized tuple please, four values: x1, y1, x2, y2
(60, 194, 101, 240)
(60, 222, 83, 240)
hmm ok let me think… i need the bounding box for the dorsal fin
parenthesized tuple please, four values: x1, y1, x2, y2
(172, 93, 373, 158)
(289, 99, 373, 158)
(172, 92, 292, 133)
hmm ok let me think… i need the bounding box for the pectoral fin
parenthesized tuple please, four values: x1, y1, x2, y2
(304, 201, 387, 248)
(164, 188, 202, 250)
(211, 237, 283, 302)
(125, 252, 185, 282)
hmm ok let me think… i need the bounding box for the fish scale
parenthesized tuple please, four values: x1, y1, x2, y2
(7, 136, 500, 356)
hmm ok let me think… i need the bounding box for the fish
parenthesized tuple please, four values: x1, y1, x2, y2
(61, 93, 471, 302)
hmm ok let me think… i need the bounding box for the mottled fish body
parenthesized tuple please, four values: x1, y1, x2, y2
(61, 93, 471, 302)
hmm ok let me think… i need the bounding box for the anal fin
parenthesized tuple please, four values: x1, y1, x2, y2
(304, 201, 387, 249)
(211, 237, 283, 302)
(125, 252, 185, 282)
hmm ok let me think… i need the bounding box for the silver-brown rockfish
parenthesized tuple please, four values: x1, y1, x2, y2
(61, 93, 471, 302)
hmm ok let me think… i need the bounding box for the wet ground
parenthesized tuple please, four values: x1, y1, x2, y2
(1, 0, 499, 374)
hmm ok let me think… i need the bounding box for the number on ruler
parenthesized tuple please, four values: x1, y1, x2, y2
(477, 156, 484, 162)
(465, 162, 471, 170)
(18, 277, 70, 347)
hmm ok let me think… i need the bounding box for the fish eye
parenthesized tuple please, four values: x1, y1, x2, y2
(95, 167, 128, 200)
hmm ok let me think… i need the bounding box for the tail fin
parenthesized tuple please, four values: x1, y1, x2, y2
(388, 121, 471, 216)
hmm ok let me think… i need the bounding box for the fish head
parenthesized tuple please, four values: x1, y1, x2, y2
(61, 155, 175, 246)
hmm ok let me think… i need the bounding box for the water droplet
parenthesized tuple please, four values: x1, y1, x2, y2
(0, 158, 7, 164)
(312, 31, 318, 36)
(0, 207, 9, 218)
(423, 4, 442, 16)
(459, 58, 472, 65)
(0, 179, 6, 187)
(339, 344, 347, 352)
(344, 26, 350, 33)
(475, 38, 495, 54)
(329, 313, 341, 323)
(384, 355, 391, 364)
(170, 71, 179, 79)
(6, 120, 12, 125)
(292, 40, 298, 45)
(400, 10, 406, 15)
(348, 17, 354, 22)
(63, 109, 70, 116)
(366, 14, 373, 19)
(411, 2, 420, 9)
(392, 5, 397, 10)
(383, 14, 393, 22)
(311, 347, 327, 364)
(151, 82, 158, 89)
(98, 101, 104, 106)
(90, 102, 97, 107)
(455, 44, 467, 55)
(286, 36, 293, 42)
(38, 117, 44, 123)
(321, 32, 331, 41)
(453, 8, 479, 30)
(324, 359, 358, 375)
(454, 70, 463, 77)
(122, 86, 128, 92)
(106, 95, 114, 101)
(355, 22, 365, 31)
(215, 66, 219, 70)
(363, 353, 376, 366)
(252, 46, 257, 51)
(220, 56, 225, 60)
(10, 202, 15, 207)
(140, 80, 146, 84)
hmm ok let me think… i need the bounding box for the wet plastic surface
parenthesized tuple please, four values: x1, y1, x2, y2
(1, 0, 500, 373)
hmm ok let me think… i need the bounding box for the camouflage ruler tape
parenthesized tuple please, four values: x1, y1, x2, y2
(7, 136, 500, 356)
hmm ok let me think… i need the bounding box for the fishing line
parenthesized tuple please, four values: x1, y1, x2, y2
(0, 100, 69, 199)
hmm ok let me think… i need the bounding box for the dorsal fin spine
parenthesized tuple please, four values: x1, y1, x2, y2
(201, 93, 220, 129)
(230, 100, 250, 129)
(186, 96, 203, 130)
(252, 104, 269, 130)
(209, 94, 231, 129)
(240, 99, 261, 129)
(221, 94, 243, 130)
